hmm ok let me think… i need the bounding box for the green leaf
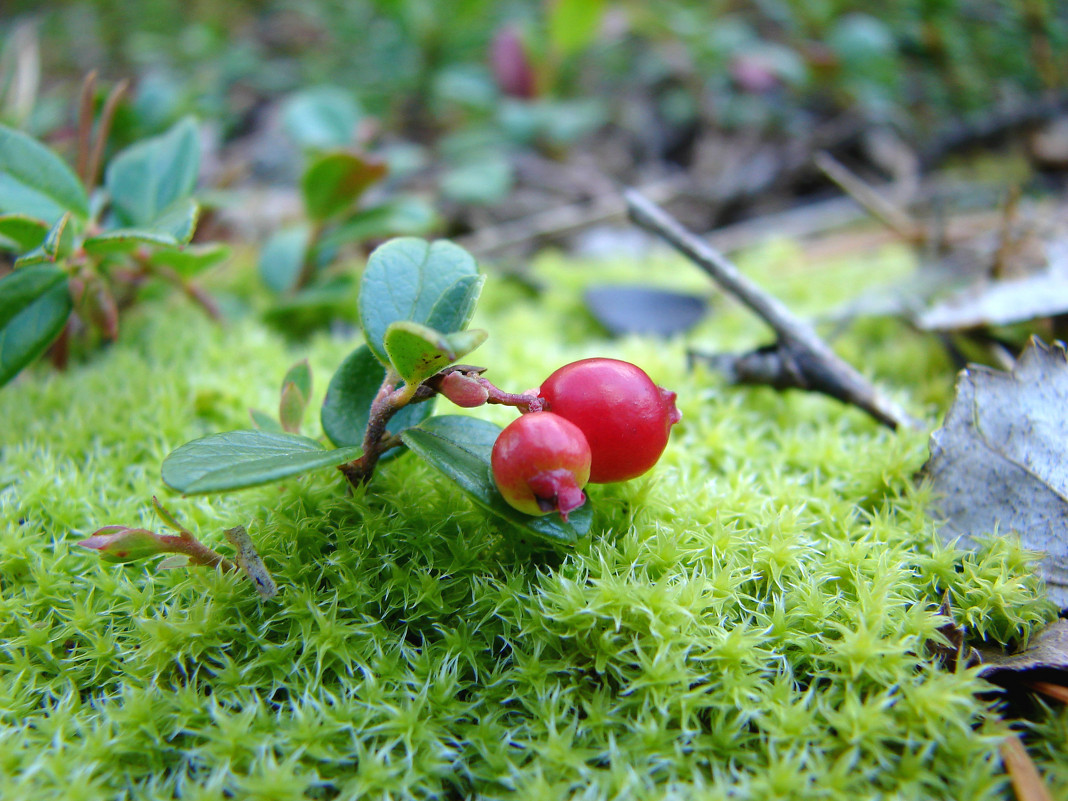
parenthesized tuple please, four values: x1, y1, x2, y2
(279, 360, 311, 434)
(384, 321, 487, 388)
(250, 408, 284, 433)
(320, 344, 434, 448)
(259, 225, 311, 293)
(282, 359, 312, 400)
(83, 228, 179, 255)
(279, 382, 306, 434)
(105, 117, 199, 229)
(282, 86, 361, 151)
(358, 238, 480, 366)
(14, 212, 75, 267)
(320, 197, 439, 250)
(401, 415, 591, 544)
(302, 151, 387, 222)
(146, 197, 199, 244)
(0, 265, 72, 387)
(440, 156, 514, 205)
(426, 274, 485, 335)
(548, 0, 606, 57)
(0, 125, 89, 222)
(161, 430, 362, 494)
(0, 214, 49, 252)
(150, 243, 231, 277)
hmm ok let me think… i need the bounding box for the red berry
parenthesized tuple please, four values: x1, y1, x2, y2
(491, 412, 591, 520)
(538, 358, 681, 483)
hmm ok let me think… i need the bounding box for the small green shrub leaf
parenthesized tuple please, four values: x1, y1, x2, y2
(250, 408, 284, 433)
(321, 344, 434, 448)
(150, 243, 231, 277)
(83, 228, 179, 254)
(384, 321, 487, 388)
(301, 151, 387, 221)
(259, 225, 311, 293)
(0, 125, 89, 222)
(14, 212, 75, 267)
(0, 265, 72, 387)
(282, 359, 313, 400)
(105, 117, 199, 228)
(282, 86, 360, 151)
(401, 415, 591, 544)
(161, 430, 362, 494)
(426, 273, 485, 334)
(0, 214, 49, 252)
(279, 382, 307, 433)
(359, 238, 479, 365)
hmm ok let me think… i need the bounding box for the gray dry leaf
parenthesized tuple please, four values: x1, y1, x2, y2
(925, 338, 1068, 606)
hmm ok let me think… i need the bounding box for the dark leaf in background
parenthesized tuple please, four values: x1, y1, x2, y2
(925, 338, 1068, 606)
(282, 86, 361, 151)
(584, 285, 708, 338)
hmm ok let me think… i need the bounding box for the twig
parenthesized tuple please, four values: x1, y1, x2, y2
(625, 189, 920, 431)
(1000, 734, 1054, 801)
(85, 79, 129, 193)
(814, 151, 924, 245)
(75, 71, 97, 185)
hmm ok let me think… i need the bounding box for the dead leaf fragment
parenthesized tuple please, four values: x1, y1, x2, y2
(977, 619, 1068, 681)
(925, 338, 1068, 606)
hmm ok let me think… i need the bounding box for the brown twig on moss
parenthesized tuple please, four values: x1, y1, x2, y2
(625, 188, 920, 431)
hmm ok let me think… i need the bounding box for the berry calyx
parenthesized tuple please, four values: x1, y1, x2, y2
(491, 412, 591, 521)
(538, 358, 681, 483)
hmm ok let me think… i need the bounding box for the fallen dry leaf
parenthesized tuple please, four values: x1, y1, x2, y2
(925, 338, 1068, 606)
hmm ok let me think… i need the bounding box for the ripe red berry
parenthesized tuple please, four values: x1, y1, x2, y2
(491, 412, 591, 520)
(538, 358, 681, 483)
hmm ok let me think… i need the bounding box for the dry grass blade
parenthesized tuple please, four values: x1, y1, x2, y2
(1027, 681, 1068, 704)
(1000, 734, 1054, 801)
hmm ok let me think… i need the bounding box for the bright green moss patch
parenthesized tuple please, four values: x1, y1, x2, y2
(1, 244, 1064, 799)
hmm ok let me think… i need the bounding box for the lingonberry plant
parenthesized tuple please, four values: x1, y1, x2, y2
(83, 236, 678, 585)
(0, 77, 226, 388)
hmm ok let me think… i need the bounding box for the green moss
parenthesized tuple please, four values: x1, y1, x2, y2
(1, 243, 1063, 799)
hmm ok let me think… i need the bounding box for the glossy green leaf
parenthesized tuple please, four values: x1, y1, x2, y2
(0, 125, 89, 222)
(0, 214, 49, 252)
(401, 415, 591, 544)
(358, 237, 479, 366)
(259, 225, 311, 293)
(14, 213, 74, 267)
(320, 197, 439, 250)
(0, 265, 72, 387)
(301, 151, 387, 221)
(384, 321, 487, 388)
(161, 430, 362, 494)
(282, 86, 360, 150)
(105, 117, 199, 228)
(426, 274, 485, 335)
(320, 344, 434, 448)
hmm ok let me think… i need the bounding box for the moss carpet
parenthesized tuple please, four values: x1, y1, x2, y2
(1, 243, 1064, 799)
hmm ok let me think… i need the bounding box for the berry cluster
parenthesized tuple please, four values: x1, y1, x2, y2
(490, 358, 681, 521)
